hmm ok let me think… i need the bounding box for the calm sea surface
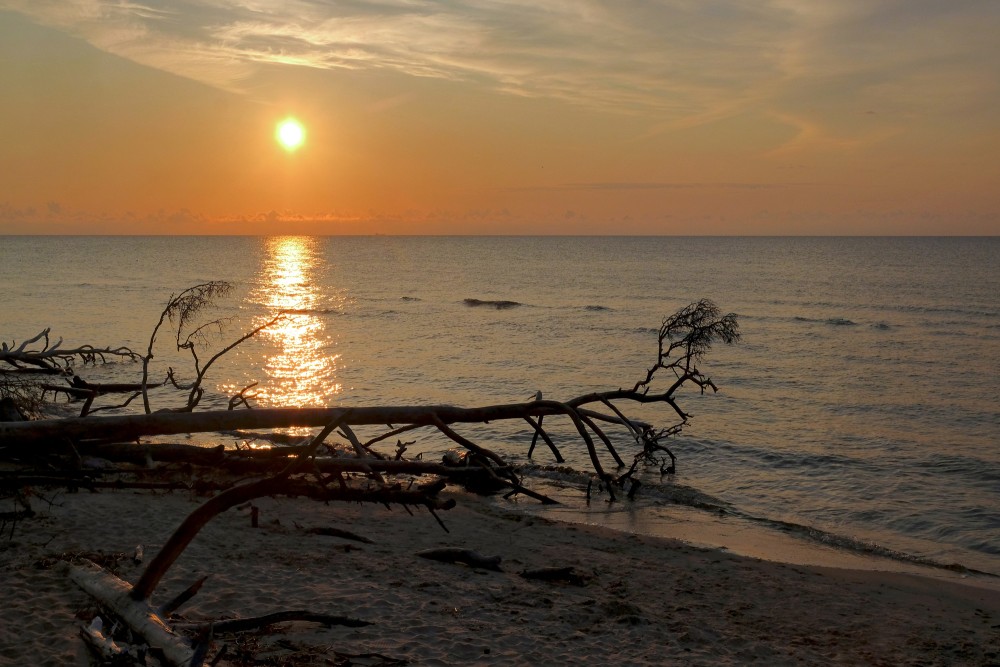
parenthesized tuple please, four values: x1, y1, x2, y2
(1, 236, 998, 575)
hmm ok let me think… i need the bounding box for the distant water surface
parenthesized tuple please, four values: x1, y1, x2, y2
(1, 236, 997, 575)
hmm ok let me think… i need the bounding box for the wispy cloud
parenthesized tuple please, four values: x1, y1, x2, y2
(512, 181, 816, 192)
(3, 0, 999, 146)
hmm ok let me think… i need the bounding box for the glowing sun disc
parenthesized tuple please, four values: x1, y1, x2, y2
(276, 118, 306, 151)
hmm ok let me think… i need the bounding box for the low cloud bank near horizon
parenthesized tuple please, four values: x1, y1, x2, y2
(2, 201, 996, 237)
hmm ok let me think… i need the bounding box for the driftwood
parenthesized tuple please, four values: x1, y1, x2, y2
(1, 330, 140, 418)
(138, 281, 287, 414)
(158, 576, 207, 616)
(2, 282, 282, 420)
(2, 299, 739, 507)
(305, 526, 375, 544)
(41, 376, 169, 417)
(0, 328, 139, 370)
(2, 402, 634, 446)
(69, 560, 196, 666)
(416, 547, 503, 571)
(8, 297, 738, 665)
(0, 402, 608, 503)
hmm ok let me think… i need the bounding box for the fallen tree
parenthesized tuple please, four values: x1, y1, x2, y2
(3, 296, 739, 665)
(1, 299, 739, 500)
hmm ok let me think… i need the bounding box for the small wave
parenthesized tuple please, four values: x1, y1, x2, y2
(400, 296, 421, 302)
(892, 303, 999, 319)
(355, 309, 400, 318)
(793, 316, 858, 326)
(520, 462, 996, 577)
(584, 305, 612, 312)
(518, 464, 731, 513)
(282, 308, 341, 315)
(871, 322, 891, 330)
(745, 515, 997, 577)
(464, 298, 523, 310)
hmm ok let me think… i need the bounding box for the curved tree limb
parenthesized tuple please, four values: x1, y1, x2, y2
(430, 415, 510, 471)
(532, 399, 611, 489)
(130, 411, 351, 601)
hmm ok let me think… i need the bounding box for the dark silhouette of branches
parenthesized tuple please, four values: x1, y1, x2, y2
(2, 298, 741, 665)
(619, 298, 740, 481)
(138, 281, 285, 413)
(633, 298, 741, 395)
(1, 329, 139, 372)
(141, 281, 233, 413)
(174, 312, 286, 411)
(2, 282, 284, 419)
(1, 329, 140, 418)
(2, 299, 738, 505)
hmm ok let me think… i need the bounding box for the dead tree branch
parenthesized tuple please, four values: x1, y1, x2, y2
(1, 329, 139, 371)
(140, 281, 232, 414)
(176, 312, 286, 412)
(1, 330, 140, 417)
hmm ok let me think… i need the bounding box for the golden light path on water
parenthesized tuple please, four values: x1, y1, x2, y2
(242, 237, 342, 409)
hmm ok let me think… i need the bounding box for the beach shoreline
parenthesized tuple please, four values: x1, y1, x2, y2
(2, 487, 998, 666)
(519, 490, 1000, 590)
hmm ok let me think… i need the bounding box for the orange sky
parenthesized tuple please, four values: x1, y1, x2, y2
(1, 2, 998, 235)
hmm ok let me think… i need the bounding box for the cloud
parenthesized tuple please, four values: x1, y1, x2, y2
(3, 0, 999, 143)
(512, 181, 816, 192)
(3, 199, 997, 236)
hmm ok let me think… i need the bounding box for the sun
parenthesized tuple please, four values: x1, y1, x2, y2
(276, 118, 306, 151)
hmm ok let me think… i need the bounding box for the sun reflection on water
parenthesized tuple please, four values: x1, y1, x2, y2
(247, 236, 342, 407)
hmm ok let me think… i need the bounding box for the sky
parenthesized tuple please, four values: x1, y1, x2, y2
(1, 1, 998, 235)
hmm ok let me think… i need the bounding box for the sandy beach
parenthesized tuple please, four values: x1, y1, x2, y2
(2, 487, 998, 666)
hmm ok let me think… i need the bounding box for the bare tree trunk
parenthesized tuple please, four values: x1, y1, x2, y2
(0, 404, 519, 444)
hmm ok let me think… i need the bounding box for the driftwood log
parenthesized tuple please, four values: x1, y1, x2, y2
(70, 560, 196, 666)
(4, 299, 739, 665)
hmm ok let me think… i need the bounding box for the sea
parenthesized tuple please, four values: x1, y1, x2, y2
(1, 236, 998, 580)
